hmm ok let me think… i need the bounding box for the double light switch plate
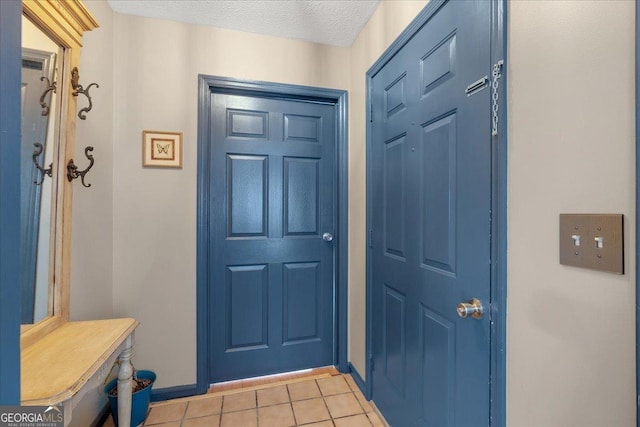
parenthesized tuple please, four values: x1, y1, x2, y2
(559, 214, 624, 274)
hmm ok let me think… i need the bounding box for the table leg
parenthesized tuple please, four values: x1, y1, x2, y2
(117, 335, 133, 427)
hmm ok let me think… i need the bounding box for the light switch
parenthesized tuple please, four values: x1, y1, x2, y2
(594, 236, 604, 249)
(559, 214, 623, 274)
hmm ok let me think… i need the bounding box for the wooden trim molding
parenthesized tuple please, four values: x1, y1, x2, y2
(23, 0, 98, 49)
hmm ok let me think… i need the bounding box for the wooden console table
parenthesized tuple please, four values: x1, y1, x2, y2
(21, 318, 139, 427)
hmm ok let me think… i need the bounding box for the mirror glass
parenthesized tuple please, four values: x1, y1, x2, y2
(21, 16, 62, 326)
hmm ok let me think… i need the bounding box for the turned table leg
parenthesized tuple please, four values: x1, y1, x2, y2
(117, 335, 134, 427)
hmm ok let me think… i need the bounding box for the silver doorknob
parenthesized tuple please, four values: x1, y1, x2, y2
(322, 232, 333, 242)
(457, 298, 484, 319)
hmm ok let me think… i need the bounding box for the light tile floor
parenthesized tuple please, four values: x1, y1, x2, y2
(103, 374, 387, 427)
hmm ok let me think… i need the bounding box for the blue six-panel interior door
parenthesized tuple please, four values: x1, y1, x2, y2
(208, 93, 336, 382)
(370, 1, 492, 426)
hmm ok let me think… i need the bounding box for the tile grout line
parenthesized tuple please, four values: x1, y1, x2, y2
(286, 380, 298, 427)
(317, 378, 333, 424)
(141, 374, 377, 427)
(323, 376, 372, 427)
(253, 390, 260, 427)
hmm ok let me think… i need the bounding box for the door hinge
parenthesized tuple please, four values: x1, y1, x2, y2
(369, 102, 373, 123)
(369, 354, 375, 372)
(491, 60, 504, 136)
(368, 229, 373, 248)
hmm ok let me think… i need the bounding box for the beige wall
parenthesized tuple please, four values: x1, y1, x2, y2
(70, 0, 115, 322)
(110, 13, 349, 388)
(67, 1, 115, 425)
(347, 0, 428, 379)
(507, 1, 635, 425)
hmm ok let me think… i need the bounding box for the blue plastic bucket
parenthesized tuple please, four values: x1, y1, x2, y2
(104, 370, 156, 427)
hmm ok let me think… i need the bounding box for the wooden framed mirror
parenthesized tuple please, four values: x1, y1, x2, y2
(18, 7, 140, 425)
(20, 16, 59, 328)
(20, 0, 98, 348)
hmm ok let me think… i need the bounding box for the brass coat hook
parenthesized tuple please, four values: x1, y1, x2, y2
(39, 76, 56, 116)
(71, 67, 98, 120)
(32, 142, 52, 185)
(67, 146, 94, 188)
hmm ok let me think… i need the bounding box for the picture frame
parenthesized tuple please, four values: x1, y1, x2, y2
(142, 130, 183, 168)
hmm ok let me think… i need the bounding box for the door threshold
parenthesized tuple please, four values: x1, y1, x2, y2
(208, 366, 339, 394)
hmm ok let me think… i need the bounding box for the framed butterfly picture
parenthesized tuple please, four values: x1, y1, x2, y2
(143, 130, 183, 168)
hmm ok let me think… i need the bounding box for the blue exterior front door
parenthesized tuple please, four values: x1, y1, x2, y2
(208, 92, 336, 383)
(369, 1, 493, 425)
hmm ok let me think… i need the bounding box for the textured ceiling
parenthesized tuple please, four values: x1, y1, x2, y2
(106, 0, 381, 47)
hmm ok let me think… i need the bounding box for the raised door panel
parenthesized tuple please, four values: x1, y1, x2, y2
(284, 114, 321, 143)
(284, 157, 319, 236)
(283, 262, 321, 344)
(227, 109, 268, 139)
(383, 284, 406, 397)
(385, 73, 407, 120)
(419, 307, 455, 427)
(227, 154, 268, 238)
(420, 113, 457, 275)
(420, 33, 456, 96)
(226, 265, 268, 351)
(384, 135, 407, 262)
